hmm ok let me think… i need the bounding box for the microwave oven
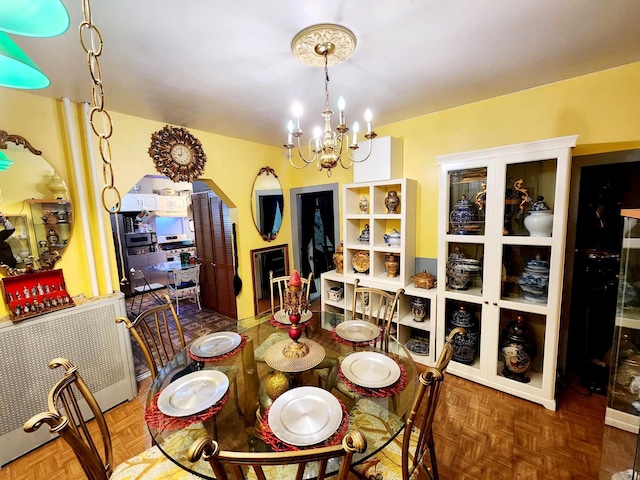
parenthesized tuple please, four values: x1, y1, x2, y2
(124, 232, 156, 248)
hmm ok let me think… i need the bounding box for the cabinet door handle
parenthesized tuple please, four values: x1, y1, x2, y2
(484, 301, 489, 305)
(211, 263, 216, 267)
(493, 302, 498, 306)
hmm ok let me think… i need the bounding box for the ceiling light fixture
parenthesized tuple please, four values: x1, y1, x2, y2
(284, 24, 376, 177)
(0, 0, 69, 37)
(0, 31, 50, 89)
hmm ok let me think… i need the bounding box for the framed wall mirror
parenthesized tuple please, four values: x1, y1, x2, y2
(251, 244, 289, 315)
(0, 130, 72, 275)
(250, 166, 284, 241)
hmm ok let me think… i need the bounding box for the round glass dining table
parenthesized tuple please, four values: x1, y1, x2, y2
(145, 310, 419, 478)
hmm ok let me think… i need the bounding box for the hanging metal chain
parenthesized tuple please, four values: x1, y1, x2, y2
(79, 0, 128, 285)
(323, 52, 330, 110)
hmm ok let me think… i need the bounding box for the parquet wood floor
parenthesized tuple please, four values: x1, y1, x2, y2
(0, 296, 610, 479)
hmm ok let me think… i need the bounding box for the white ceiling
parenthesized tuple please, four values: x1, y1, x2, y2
(13, 0, 640, 147)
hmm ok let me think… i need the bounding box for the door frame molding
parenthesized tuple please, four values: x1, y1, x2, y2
(290, 183, 340, 275)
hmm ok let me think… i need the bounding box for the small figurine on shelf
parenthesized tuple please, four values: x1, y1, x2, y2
(23, 286, 30, 298)
(47, 229, 59, 247)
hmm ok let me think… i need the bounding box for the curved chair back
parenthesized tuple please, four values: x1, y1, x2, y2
(402, 326, 467, 480)
(115, 294, 185, 380)
(24, 358, 113, 480)
(167, 263, 201, 314)
(269, 270, 313, 315)
(188, 429, 367, 480)
(351, 278, 404, 351)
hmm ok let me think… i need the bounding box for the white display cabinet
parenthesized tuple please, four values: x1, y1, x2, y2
(606, 210, 640, 433)
(320, 270, 437, 366)
(435, 135, 578, 410)
(342, 178, 416, 288)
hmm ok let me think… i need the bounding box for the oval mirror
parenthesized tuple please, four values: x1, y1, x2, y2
(251, 166, 284, 241)
(0, 130, 72, 275)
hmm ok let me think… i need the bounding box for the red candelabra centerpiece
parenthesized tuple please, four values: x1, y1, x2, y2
(282, 270, 309, 358)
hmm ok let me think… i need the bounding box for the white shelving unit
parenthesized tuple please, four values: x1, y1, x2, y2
(435, 135, 578, 410)
(342, 178, 416, 288)
(321, 276, 437, 365)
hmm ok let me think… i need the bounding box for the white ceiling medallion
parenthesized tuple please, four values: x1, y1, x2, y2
(291, 24, 357, 67)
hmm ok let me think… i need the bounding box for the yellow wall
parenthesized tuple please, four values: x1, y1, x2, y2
(1, 61, 639, 319)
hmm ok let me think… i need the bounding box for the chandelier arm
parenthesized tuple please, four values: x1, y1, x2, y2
(346, 137, 376, 164)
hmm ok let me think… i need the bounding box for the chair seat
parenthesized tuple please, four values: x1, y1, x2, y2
(254, 331, 289, 363)
(349, 398, 421, 480)
(112, 422, 214, 479)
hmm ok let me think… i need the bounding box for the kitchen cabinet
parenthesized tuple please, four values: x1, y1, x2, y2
(120, 193, 159, 212)
(435, 135, 578, 410)
(157, 195, 188, 215)
(606, 210, 640, 432)
(342, 178, 416, 288)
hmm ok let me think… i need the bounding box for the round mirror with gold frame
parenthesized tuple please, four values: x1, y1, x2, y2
(0, 129, 72, 275)
(251, 166, 284, 241)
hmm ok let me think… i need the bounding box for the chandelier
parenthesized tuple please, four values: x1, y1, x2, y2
(284, 24, 376, 176)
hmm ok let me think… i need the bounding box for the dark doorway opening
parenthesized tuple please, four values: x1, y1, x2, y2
(566, 156, 640, 394)
(291, 186, 339, 300)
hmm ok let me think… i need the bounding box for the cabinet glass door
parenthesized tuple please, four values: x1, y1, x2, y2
(447, 167, 487, 236)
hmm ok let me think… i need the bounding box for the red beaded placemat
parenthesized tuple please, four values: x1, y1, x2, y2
(188, 333, 247, 363)
(260, 399, 349, 452)
(145, 390, 229, 430)
(338, 363, 408, 398)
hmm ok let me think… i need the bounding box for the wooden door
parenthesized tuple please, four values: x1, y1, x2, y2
(192, 191, 237, 318)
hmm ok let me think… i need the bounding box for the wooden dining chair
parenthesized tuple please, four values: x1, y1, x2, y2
(188, 429, 367, 480)
(115, 295, 242, 416)
(23, 357, 209, 480)
(349, 327, 467, 480)
(351, 278, 404, 352)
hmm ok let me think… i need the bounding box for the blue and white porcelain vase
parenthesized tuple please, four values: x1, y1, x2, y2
(447, 305, 479, 365)
(450, 195, 479, 234)
(518, 256, 550, 304)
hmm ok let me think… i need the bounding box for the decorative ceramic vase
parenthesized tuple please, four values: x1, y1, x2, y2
(46, 174, 68, 199)
(410, 297, 427, 322)
(448, 305, 479, 365)
(384, 191, 400, 214)
(500, 316, 536, 383)
(385, 253, 399, 278)
(359, 196, 369, 213)
(450, 195, 479, 234)
(47, 229, 59, 246)
(383, 228, 401, 246)
(357, 224, 370, 243)
(518, 255, 550, 304)
(524, 196, 553, 237)
(332, 242, 344, 274)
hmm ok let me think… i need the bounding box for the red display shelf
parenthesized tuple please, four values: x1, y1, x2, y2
(1, 269, 74, 323)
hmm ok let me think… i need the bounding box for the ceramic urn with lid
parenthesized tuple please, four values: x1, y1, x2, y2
(524, 196, 553, 237)
(332, 242, 344, 274)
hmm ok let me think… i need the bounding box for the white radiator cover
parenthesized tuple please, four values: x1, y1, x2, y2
(0, 293, 136, 467)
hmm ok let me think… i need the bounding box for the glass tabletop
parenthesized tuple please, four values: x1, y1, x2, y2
(146, 261, 196, 272)
(146, 310, 419, 478)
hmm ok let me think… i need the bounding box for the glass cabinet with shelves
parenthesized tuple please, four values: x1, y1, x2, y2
(436, 135, 578, 410)
(5, 215, 32, 267)
(27, 199, 72, 257)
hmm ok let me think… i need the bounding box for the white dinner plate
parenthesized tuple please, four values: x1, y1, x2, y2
(273, 310, 314, 325)
(335, 320, 380, 342)
(157, 370, 229, 417)
(341, 352, 401, 388)
(190, 332, 242, 358)
(268, 386, 343, 446)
